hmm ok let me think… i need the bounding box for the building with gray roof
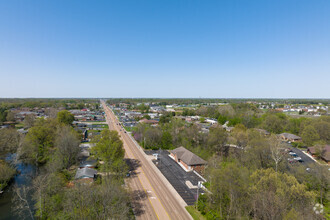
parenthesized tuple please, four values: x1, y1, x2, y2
(170, 146, 207, 174)
(75, 167, 97, 180)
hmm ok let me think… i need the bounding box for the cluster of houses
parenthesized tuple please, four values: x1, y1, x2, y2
(69, 109, 104, 122)
(110, 104, 162, 129)
(70, 108, 106, 142)
(74, 144, 98, 183)
(73, 122, 107, 141)
(258, 102, 329, 116)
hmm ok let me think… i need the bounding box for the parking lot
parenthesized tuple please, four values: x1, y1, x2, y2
(289, 147, 314, 164)
(282, 141, 315, 165)
(145, 150, 204, 205)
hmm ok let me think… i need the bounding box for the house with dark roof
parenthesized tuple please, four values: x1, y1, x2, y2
(170, 146, 207, 174)
(307, 145, 330, 164)
(280, 133, 302, 142)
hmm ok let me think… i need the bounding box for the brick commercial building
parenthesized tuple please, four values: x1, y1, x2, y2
(170, 146, 207, 175)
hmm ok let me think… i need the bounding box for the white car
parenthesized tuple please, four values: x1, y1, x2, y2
(293, 157, 302, 161)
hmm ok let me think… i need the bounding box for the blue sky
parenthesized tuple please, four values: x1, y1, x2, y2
(0, 0, 329, 98)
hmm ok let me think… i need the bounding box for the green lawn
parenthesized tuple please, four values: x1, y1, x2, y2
(185, 206, 205, 220)
(124, 126, 136, 132)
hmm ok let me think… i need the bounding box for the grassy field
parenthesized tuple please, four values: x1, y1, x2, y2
(185, 206, 205, 220)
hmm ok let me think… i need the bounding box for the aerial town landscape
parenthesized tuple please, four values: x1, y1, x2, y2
(1, 1, 329, 220)
(0, 98, 329, 219)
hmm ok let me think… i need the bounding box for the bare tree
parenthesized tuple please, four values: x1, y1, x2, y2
(44, 108, 58, 119)
(23, 114, 35, 128)
(54, 125, 80, 170)
(12, 185, 35, 220)
(0, 128, 23, 153)
(269, 135, 285, 172)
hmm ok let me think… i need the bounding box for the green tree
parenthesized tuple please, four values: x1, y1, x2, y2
(207, 126, 228, 156)
(0, 161, 16, 190)
(313, 120, 330, 143)
(262, 113, 286, 134)
(6, 111, 16, 122)
(217, 115, 227, 125)
(144, 127, 162, 149)
(301, 125, 320, 146)
(92, 130, 125, 173)
(51, 126, 80, 170)
(20, 118, 58, 165)
(57, 110, 74, 126)
(250, 168, 316, 220)
(161, 131, 173, 149)
(208, 162, 250, 218)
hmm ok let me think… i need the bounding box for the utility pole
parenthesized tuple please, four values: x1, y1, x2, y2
(196, 181, 201, 209)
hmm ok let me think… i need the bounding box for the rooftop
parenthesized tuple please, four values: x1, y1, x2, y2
(171, 146, 207, 166)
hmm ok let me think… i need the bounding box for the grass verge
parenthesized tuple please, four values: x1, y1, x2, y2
(185, 206, 205, 220)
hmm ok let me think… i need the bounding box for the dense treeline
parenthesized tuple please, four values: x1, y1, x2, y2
(0, 110, 131, 219)
(132, 113, 329, 218)
(191, 104, 329, 146)
(198, 141, 329, 219)
(133, 112, 329, 157)
(195, 126, 329, 219)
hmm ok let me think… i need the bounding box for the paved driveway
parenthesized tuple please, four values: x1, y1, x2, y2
(145, 150, 204, 206)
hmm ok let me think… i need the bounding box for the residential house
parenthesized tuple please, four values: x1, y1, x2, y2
(75, 167, 97, 181)
(307, 145, 330, 164)
(280, 133, 302, 142)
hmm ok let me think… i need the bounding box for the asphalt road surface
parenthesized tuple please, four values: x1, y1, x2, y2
(102, 101, 192, 220)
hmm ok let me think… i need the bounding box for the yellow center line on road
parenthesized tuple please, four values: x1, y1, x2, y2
(140, 167, 172, 220)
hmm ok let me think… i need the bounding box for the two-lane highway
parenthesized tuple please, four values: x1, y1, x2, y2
(102, 101, 192, 220)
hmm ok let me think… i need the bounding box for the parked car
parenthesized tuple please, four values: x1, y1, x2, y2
(289, 152, 297, 157)
(288, 158, 296, 164)
(293, 157, 303, 162)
